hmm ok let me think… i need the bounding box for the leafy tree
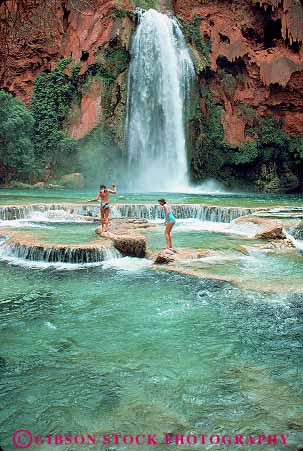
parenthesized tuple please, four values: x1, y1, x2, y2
(0, 90, 35, 181)
(231, 140, 260, 165)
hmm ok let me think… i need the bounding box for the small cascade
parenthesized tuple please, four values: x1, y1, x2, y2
(1, 241, 121, 264)
(0, 204, 256, 223)
(286, 221, 303, 253)
(112, 204, 257, 223)
(0, 204, 100, 221)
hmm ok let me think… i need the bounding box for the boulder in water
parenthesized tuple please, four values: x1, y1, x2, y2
(255, 222, 286, 240)
(235, 216, 286, 240)
(113, 235, 146, 258)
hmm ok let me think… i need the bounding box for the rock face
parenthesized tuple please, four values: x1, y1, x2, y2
(175, 0, 303, 192)
(0, 0, 132, 105)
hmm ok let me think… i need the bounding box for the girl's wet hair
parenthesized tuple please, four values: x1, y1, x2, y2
(100, 184, 106, 190)
(158, 198, 166, 204)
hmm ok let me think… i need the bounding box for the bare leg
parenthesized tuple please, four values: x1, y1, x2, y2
(100, 207, 106, 232)
(104, 208, 110, 232)
(165, 222, 174, 249)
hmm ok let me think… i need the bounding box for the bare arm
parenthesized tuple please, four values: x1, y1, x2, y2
(107, 184, 117, 194)
(87, 192, 100, 202)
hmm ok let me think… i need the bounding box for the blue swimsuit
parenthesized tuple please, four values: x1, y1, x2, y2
(166, 206, 176, 224)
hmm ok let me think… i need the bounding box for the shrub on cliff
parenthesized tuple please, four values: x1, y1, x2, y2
(0, 90, 36, 182)
(289, 137, 303, 164)
(232, 140, 260, 165)
(30, 58, 80, 173)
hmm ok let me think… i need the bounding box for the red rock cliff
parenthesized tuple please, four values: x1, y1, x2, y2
(0, 0, 132, 105)
(174, 0, 303, 143)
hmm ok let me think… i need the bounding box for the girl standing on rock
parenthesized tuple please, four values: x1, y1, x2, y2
(158, 199, 176, 251)
(87, 184, 117, 233)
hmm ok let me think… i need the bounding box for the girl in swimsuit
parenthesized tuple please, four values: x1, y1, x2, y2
(87, 184, 117, 233)
(158, 198, 176, 251)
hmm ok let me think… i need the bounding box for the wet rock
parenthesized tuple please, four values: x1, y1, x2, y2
(255, 223, 286, 240)
(154, 249, 176, 264)
(113, 235, 146, 258)
(235, 216, 286, 240)
(96, 219, 150, 257)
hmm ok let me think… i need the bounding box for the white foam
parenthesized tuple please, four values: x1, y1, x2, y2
(0, 253, 105, 270)
(102, 257, 153, 272)
(173, 219, 257, 237)
(0, 219, 53, 229)
(45, 321, 57, 330)
(183, 179, 231, 195)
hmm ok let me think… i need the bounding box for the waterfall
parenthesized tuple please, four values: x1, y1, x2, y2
(0, 241, 121, 264)
(0, 204, 258, 223)
(0, 204, 258, 225)
(125, 9, 195, 192)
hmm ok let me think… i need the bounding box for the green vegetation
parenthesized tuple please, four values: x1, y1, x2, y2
(190, 90, 227, 179)
(189, 84, 303, 192)
(231, 140, 260, 165)
(0, 91, 36, 182)
(30, 58, 80, 172)
(110, 6, 130, 18)
(113, 0, 160, 10)
(289, 137, 303, 163)
(131, 0, 160, 9)
(181, 16, 211, 72)
(237, 102, 256, 124)
(0, 32, 131, 186)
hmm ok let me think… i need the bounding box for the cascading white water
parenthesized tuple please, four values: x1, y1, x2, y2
(0, 204, 258, 223)
(125, 9, 195, 192)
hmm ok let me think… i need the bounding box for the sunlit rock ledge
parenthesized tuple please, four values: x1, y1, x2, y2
(96, 218, 156, 258)
(0, 219, 155, 262)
